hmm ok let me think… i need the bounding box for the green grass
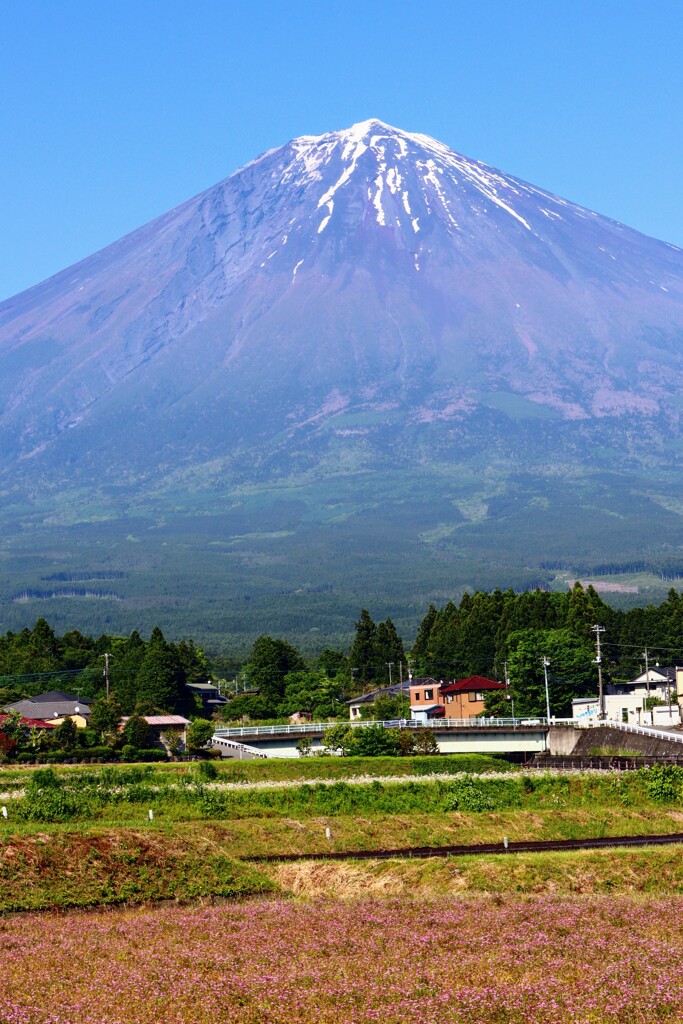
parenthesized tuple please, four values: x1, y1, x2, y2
(3, 762, 683, 912)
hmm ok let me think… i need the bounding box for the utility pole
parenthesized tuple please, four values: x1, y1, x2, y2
(102, 652, 111, 699)
(542, 657, 551, 721)
(642, 648, 650, 698)
(592, 625, 606, 720)
(386, 662, 394, 686)
(504, 661, 515, 720)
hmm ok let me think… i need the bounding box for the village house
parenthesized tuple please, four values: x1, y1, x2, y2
(2, 691, 92, 728)
(573, 665, 682, 726)
(119, 714, 190, 751)
(346, 682, 411, 721)
(409, 676, 505, 723)
(407, 678, 444, 721)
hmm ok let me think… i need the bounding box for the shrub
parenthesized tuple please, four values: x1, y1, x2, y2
(642, 764, 683, 803)
(441, 778, 504, 812)
(196, 760, 218, 782)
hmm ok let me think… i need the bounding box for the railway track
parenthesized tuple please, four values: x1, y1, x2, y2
(245, 831, 683, 864)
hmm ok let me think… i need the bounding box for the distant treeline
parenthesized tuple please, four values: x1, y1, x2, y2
(2, 584, 683, 719)
(0, 619, 207, 716)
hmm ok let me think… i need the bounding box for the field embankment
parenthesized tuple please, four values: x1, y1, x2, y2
(268, 844, 683, 898)
(3, 759, 683, 912)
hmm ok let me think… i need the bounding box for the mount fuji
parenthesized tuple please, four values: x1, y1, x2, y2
(2, 119, 683, 643)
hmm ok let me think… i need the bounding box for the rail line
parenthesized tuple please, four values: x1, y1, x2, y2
(245, 831, 683, 864)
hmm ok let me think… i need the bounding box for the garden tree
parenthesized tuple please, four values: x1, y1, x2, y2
(455, 589, 507, 677)
(134, 627, 184, 712)
(410, 603, 437, 673)
(317, 647, 349, 681)
(278, 670, 343, 719)
(53, 716, 78, 751)
(123, 713, 151, 750)
(27, 618, 62, 673)
(89, 696, 123, 743)
(0, 711, 28, 759)
(349, 609, 378, 682)
(395, 729, 415, 755)
(412, 727, 440, 755)
(220, 694, 278, 721)
(108, 631, 147, 713)
(60, 629, 97, 670)
(176, 639, 209, 686)
(349, 724, 400, 757)
(419, 600, 460, 677)
(245, 636, 305, 707)
(186, 718, 214, 751)
(0, 686, 21, 708)
(361, 692, 410, 721)
(323, 723, 355, 756)
(566, 582, 607, 639)
(487, 627, 597, 718)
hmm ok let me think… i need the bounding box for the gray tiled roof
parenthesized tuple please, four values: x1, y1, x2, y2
(2, 699, 91, 719)
(346, 683, 411, 706)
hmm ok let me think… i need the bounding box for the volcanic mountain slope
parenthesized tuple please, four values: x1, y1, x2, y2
(1, 120, 683, 641)
(2, 118, 683, 484)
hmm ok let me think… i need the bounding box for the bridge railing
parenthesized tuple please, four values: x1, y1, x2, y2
(213, 717, 569, 740)
(584, 718, 683, 745)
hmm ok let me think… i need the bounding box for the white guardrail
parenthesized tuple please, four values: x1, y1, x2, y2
(213, 717, 576, 740)
(585, 718, 683, 745)
(212, 716, 683, 741)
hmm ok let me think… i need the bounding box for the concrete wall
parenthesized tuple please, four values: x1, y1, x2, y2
(572, 726, 683, 758)
(547, 725, 581, 756)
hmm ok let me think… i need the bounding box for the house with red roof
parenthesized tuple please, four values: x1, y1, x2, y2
(409, 675, 505, 722)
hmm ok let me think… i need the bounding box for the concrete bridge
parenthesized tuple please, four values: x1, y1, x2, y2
(213, 717, 555, 759)
(212, 717, 683, 760)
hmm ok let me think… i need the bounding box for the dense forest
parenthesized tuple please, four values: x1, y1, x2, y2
(2, 583, 683, 720)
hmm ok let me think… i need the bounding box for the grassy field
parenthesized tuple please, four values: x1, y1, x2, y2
(2, 759, 683, 912)
(4, 761, 683, 1022)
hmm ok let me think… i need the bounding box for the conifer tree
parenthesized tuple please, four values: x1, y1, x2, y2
(349, 610, 378, 683)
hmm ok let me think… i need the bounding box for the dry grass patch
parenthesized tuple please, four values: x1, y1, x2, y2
(269, 844, 683, 900)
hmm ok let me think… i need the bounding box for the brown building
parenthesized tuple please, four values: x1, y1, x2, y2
(409, 675, 505, 722)
(408, 678, 444, 720)
(440, 676, 505, 719)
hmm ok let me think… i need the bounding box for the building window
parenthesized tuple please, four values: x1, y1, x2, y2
(424, 689, 433, 700)
(622, 708, 628, 722)
(468, 692, 477, 702)
(414, 692, 421, 702)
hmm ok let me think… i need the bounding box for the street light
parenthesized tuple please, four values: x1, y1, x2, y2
(542, 657, 551, 721)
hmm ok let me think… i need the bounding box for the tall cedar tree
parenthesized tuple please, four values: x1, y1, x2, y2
(133, 627, 184, 712)
(349, 610, 378, 683)
(246, 636, 305, 708)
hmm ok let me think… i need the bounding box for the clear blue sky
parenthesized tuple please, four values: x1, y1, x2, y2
(2, 0, 682, 301)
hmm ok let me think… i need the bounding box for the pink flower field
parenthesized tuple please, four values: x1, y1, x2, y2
(2, 895, 682, 1023)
